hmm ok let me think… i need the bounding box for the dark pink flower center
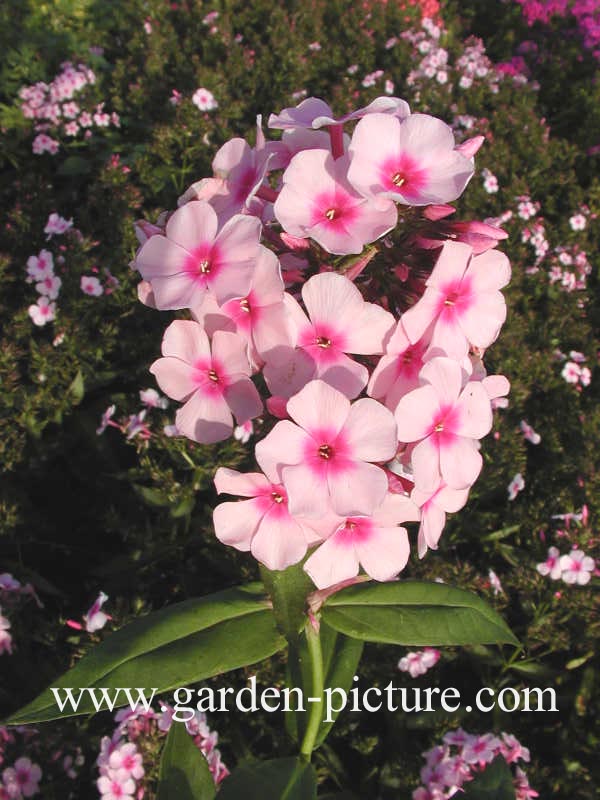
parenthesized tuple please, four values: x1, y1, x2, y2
(380, 153, 428, 199)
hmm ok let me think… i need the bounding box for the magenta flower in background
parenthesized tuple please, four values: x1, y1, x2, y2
(150, 320, 262, 444)
(347, 113, 475, 206)
(274, 150, 398, 255)
(135, 200, 261, 309)
(256, 380, 397, 518)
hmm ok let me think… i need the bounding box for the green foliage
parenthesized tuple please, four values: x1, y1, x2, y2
(157, 721, 216, 800)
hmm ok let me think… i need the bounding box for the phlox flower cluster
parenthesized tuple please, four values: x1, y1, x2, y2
(96, 386, 170, 440)
(481, 168, 499, 194)
(515, 0, 600, 59)
(0, 573, 42, 658)
(398, 647, 440, 677)
(557, 350, 592, 389)
(0, 724, 84, 799)
(132, 93, 510, 590)
(536, 546, 596, 585)
(19, 62, 119, 156)
(96, 706, 227, 797)
(548, 245, 591, 293)
(414, 729, 537, 799)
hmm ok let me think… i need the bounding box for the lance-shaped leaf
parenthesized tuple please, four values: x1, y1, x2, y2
(157, 721, 216, 800)
(461, 756, 517, 799)
(218, 757, 317, 800)
(322, 581, 518, 646)
(6, 584, 285, 724)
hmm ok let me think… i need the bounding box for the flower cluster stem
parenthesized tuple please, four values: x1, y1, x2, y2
(299, 620, 324, 762)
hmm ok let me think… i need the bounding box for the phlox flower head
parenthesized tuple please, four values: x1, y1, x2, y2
(560, 550, 595, 585)
(44, 212, 73, 237)
(35, 273, 62, 299)
(107, 743, 144, 781)
(192, 88, 218, 112)
(400, 241, 511, 360)
(274, 150, 398, 255)
(213, 467, 318, 571)
(395, 357, 494, 493)
(347, 113, 475, 207)
(81, 275, 104, 296)
(26, 250, 54, 281)
(97, 769, 136, 800)
(150, 320, 262, 444)
(139, 388, 168, 409)
(264, 271, 394, 400)
(304, 492, 420, 588)
(28, 297, 56, 326)
(256, 380, 397, 519)
(3, 757, 42, 797)
(569, 213, 586, 231)
(398, 647, 440, 678)
(134, 200, 261, 309)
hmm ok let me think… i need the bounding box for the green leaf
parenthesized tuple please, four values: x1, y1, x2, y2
(57, 155, 92, 176)
(6, 584, 285, 724)
(157, 721, 215, 800)
(461, 756, 516, 799)
(68, 370, 85, 403)
(322, 582, 518, 646)
(260, 563, 313, 643)
(286, 622, 363, 747)
(218, 757, 317, 800)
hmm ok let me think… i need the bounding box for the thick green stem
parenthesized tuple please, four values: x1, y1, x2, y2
(299, 621, 324, 762)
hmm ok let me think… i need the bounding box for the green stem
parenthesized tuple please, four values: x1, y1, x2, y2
(299, 621, 324, 762)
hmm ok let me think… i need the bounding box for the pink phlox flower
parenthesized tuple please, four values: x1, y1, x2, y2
(135, 200, 261, 309)
(461, 733, 502, 767)
(96, 405, 117, 435)
(83, 591, 111, 632)
(569, 213, 586, 231)
(400, 241, 511, 361)
(0, 610, 12, 655)
(26, 250, 54, 282)
(192, 88, 218, 111)
(395, 356, 494, 493)
(560, 549, 595, 585)
(139, 388, 168, 409)
(500, 733, 530, 764)
(150, 321, 262, 444)
(125, 410, 151, 441)
(443, 728, 471, 748)
(108, 743, 144, 781)
(413, 217, 508, 256)
(519, 420, 541, 444)
(411, 482, 470, 557)
(194, 247, 293, 366)
(97, 769, 136, 800)
(44, 213, 73, 237)
(398, 647, 441, 678)
(347, 113, 475, 207)
(303, 491, 420, 588)
(263, 271, 394, 400)
(274, 150, 398, 255)
(157, 704, 174, 732)
(268, 95, 410, 130)
(28, 297, 56, 326)
(507, 472, 525, 501)
(0, 574, 21, 593)
(561, 361, 581, 384)
(368, 320, 429, 412)
(536, 547, 562, 581)
(213, 466, 318, 571)
(81, 275, 104, 296)
(256, 380, 398, 518)
(35, 273, 62, 299)
(514, 766, 539, 799)
(4, 758, 42, 798)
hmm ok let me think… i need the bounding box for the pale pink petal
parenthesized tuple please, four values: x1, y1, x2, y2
(250, 507, 308, 570)
(418, 503, 446, 556)
(214, 467, 270, 497)
(225, 378, 263, 424)
(211, 331, 252, 377)
(262, 346, 315, 398)
(287, 380, 350, 437)
(255, 420, 310, 479)
(343, 301, 395, 354)
(318, 353, 369, 399)
(374, 492, 421, 525)
(283, 462, 334, 518)
(252, 303, 296, 359)
(450, 382, 493, 438)
(212, 137, 251, 177)
(411, 436, 442, 493)
(426, 240, 471, 289)
(439, 437, 482, 489)
(347, 114, 402, 197)
(327, 461, 389, 516)
(368, 353, 399, 401)
(161, 319, 210, 362)
(165, 200, 218, 251)
(211, 214, 262, 304)
(149, 272, 206, 310)
(482, 374, 510, 399)
(419, 357, 462, 406)
(356, 525, 410, 581)
(467, 248, 511, 292)
(434, 485, 470, 513)
(418, 149, 474, 204)
(304, 530, 361, 589)
(175, 390, 233, 443)
(135, 235, 188, 281)
(401, 289, 443, 344)
(395, 385, 440, 442)
(150, 357, 196, 401)
(213, 499, 262, 550)
(253, 247, 285, 306)
(342, 397, 397, 462)
(302, 273, 364, 333)
(459, 291, 507, 349)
